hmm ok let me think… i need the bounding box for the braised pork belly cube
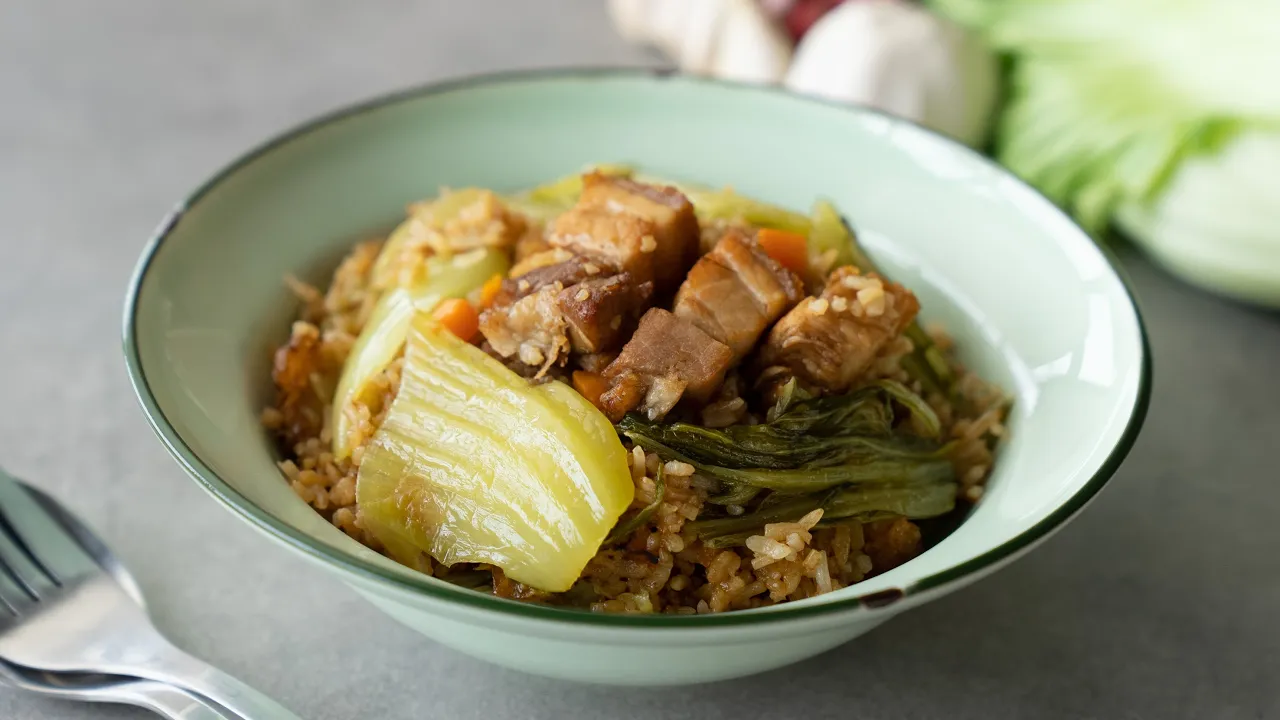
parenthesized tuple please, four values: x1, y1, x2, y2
(578, 173, 699, 273)
(481, 255, 652, 364)
(490, 255, 599, 308)
(550, 207, 660, 291)
(557, 272, 653, 354)
(478, 285, 569, 370)
(758, 266, 920, 393)
(673, 229, 803, 362)
(550, 173, 699, 295)
(598, 308, 734, 421)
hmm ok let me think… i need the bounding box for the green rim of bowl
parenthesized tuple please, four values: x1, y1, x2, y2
(122, 68, 1153, 629)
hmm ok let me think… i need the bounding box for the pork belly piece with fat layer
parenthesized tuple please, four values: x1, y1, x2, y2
(758, 266, 920, 393)
(550, 173, 699, 295)
(598, 308, 734, 421)
(480, 255, 653, 365)
(673, 229, 803, 362)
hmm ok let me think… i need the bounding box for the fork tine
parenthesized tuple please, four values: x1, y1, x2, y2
(0, 505, 57, 599)
(0, 469, 98, 590)
(0, 551, 32, 615)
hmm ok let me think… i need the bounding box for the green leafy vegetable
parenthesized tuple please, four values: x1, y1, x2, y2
(879, 374, 946, 437)
(694, 483, 957, 547)
(764, 382, 899, 438)
(618, 380, 940, 470)
(625, 377, 957, 541)
(678, 186, 813, 234)
(821, 481, 957, 522)
(708, 483, 765, 507)
(929, 0, 1280, 305)
(690, 493, 831, 542)
(356, 313, 634, 593)
(331, 248, 509, 459)
(810, 199, 865, 269)
(1115, 130, 1280, 305)
(901, 324, 956, 401)
(625, 432, 953, 493)
(765, 376, 806, 421)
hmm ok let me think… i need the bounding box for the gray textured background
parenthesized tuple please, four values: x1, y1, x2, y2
(2, 1, 1278, 718)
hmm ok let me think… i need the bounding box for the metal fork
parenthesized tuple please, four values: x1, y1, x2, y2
(0, 482, 236, 719)
(1, 658, 233, 719)
(0, 468, 301, 719)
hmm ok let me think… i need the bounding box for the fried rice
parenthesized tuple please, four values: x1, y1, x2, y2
(262, 180, 1007, 615)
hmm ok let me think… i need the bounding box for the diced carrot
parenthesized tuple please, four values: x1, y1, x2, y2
(479, 273, 504, 308)
(572, 371, 609, 410)
(757, 228, 810, 276)
(432, 298, 480, 342)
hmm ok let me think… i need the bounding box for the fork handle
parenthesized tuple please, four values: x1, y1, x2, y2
(129, 644, 303, 720)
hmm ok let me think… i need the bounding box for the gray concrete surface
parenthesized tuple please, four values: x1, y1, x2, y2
(1, 1, 1277, 718)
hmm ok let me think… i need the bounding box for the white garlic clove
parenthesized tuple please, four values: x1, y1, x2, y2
(608, 0, 792, 84)
(608, 0, 726, 73)
(677, 0, 733, 75)
(711, 0, 793, 84)
(783, 0, 999, 147)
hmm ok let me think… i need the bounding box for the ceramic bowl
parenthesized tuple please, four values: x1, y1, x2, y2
(124, 70, 1150, 686)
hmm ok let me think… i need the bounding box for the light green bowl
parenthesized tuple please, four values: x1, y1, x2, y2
(124, 70, 1150, 686)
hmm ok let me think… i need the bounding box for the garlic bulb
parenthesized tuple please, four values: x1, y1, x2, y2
(784, 0, 999, 147)
(608, 0, 793, 84)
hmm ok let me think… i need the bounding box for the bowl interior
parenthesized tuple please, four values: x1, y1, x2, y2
(126, 72, 1147, 624)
